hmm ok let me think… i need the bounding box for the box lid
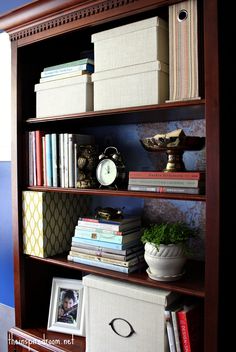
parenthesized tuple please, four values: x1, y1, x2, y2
(92, 16, 167, 43)
(83, 274, 178, 306)
(92, 61, 168, 82)
(34, 74, 92, 92)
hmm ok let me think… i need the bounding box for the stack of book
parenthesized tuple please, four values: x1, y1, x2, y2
(67, 216, 145, 273)
(128, 171, 205, 195)
(28, 131, 94, 188)
(39, 58, 94, 82)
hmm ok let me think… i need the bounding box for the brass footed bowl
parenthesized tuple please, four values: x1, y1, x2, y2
(140, 136, 205, 172)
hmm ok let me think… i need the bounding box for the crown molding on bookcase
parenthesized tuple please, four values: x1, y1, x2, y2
(0, 0, 139, 42)
(0, 0, 179, 45)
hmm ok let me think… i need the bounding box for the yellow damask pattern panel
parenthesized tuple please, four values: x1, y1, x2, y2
(22, 191, 90, 257)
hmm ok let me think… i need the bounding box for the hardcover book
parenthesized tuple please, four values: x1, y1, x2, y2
(77, 216, 141, 232)
(74, 227, 141, 244)
(129, 171, 205, 180)
(128, 185, 204, 194)
(67, 254, 145, 273)
(70, 245, 144, 262)
(70, 242, 143, 256)
(43, 58, 94, 71)
(128, 178, 204, 188)
(71, 237, 141, 250)
(177, 302, 204, 352)
(69, 251, 144, 267)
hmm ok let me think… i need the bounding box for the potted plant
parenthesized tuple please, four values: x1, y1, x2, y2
(141, 222, 196, 281)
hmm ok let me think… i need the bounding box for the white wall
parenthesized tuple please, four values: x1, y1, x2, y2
(0, 32, 11, 161)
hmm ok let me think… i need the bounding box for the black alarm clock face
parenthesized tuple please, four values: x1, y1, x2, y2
(96, 158, 117, 186)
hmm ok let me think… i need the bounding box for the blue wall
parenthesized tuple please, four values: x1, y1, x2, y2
(0, 0, 30, 308)
(0, 162, 14, 306)
(0, 0, 30, 15)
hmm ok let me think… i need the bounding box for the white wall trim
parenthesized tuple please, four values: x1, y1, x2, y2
(0, 31, 11, 161)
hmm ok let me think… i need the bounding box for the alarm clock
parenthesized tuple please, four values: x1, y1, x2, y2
(96, 146, 126, 189)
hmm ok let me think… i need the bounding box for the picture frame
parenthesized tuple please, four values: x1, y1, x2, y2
(47, 277, 85, 336)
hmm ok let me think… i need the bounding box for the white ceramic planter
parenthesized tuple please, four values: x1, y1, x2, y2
(144, 242, 186, 281)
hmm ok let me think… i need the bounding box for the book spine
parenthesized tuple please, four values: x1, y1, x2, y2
(171, 310, 182, 352)
(128, 185, 202, 194)
(45, 134, 52, 187)
(68, 133, 74, 188)
(41, 63, 94, 77)
(71, 237, 138, 250)
(59, 133, 64, 187)
(74, 143, 78, 188)
(42, 136, 47, 186)
(28, 132, 33, 186)
(44, 58, 94, 71)
(129, 171, 204, 180)
(74, 228, 140, 244)
(51, 133, 58, 187)
(39, 70, 90, 83)
(128, 178, 201, 188)
(165, 311, 177, 352)
(177, 311, 191, 352)
(71, 241, 142, 256)
(70, 246, 143, 261)
(69, 251, 143, 267)
(76, 225, 123, 236)
(32, 131, 37, 186)
(64, 133, 69, 188)
(35, 130, 43, 186)
(70, 246, 127, 261)
(77, 220, 120, 231)
(67, 254, 130, 273)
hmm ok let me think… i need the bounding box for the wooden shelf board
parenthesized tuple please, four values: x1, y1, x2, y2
(28, 255, 205, 298)
(27, 186, 206, 201)
(25, 99, 205, 126)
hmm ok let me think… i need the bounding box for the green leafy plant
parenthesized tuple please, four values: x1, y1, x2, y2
(141, 222, 196, 252)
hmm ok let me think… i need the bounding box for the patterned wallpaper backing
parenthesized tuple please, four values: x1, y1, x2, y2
(87, 118, 205, 259)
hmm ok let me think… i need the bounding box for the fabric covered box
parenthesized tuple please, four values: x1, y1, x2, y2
(83, 274, 178, 352)
(35, 74, 93, 117)
(92, 61, 169, 110)
(92, 16, 168, 72)
(22, 191, 89, 257)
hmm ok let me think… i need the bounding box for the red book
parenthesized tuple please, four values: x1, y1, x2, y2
(129, 171, 205, 180)
(177, 303, 203, 352)
(35, 130, 44, 186)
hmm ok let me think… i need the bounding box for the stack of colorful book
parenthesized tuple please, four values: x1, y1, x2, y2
(67, 216, 145, 273)
(128, 171, 205, 195)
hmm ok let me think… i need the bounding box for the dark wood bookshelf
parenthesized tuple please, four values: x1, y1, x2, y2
(0, 0, 220, 351)
(27, 186, 206, 201)
(29, 255, 205, 298)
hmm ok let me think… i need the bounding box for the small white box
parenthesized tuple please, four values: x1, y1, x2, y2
(92, 16, 168, 72)
(35, 74, 93, 117)
(92, 61, 169, 110)
(83, 274, 178, 352)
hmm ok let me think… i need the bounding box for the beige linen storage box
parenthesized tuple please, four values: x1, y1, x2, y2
(83, 274, 178, 352)
(35, 74, 93, 117)
(22, 191, 89, 257)
(92, 16, 168, 72)
(92, 61, 169, 110)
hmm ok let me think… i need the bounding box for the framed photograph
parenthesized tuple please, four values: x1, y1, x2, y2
(47, 277, 85, 336)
